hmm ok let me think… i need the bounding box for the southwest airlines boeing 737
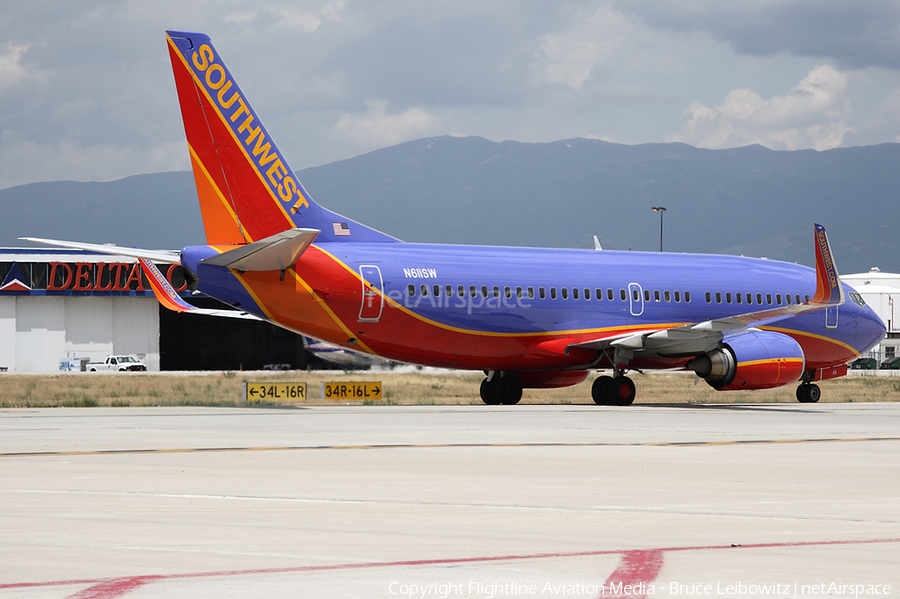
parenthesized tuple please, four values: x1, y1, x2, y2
(25, 31, 886, 405)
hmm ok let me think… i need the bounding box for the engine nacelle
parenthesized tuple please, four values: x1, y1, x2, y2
(690, 330, 805, 391)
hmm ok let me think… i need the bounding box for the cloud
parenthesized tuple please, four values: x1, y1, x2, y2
(335, 100, 441, 147)
(0, 44, 31, 91)
(530, 6, 701, 93)
(618, 1, 900, 70)
(669, 65, 854, 150)
(225, 0, 345, 33)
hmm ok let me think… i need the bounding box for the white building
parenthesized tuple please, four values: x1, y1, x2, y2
(0, 248, 307, 373)
(842, 268, 899, 364)
(0, 249, 162, 372)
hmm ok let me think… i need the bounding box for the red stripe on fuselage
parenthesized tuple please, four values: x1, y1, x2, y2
(233, 247, 859, 373)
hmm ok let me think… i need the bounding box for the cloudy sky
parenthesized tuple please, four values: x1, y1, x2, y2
(2, 0, 900, 189)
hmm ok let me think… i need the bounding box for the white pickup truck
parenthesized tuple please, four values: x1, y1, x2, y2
(87, 355, 147, 372)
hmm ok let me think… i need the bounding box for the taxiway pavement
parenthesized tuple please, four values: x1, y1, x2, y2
(1, 403, 898, 598)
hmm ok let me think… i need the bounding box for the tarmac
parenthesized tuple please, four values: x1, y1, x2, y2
(0, 403, 898, 598)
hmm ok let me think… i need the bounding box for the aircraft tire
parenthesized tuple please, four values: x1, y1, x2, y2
(796, 383, 821, 403)
(606, 376, 636, 406)
(498, 376, 523, 405)
(480, 378, 501, 405)
(592, 376, 614, 405)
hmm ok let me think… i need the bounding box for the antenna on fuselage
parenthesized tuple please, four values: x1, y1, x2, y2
(593, 235, 603, 251)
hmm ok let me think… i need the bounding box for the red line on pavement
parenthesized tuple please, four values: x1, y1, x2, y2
(598, 549, 665, 599)
(0, 537, 892, 598)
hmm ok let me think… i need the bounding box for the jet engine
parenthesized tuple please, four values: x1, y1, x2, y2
(690, 330, 805, 390)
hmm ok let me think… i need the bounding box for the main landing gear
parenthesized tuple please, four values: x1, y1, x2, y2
(480, 372, 523, 405)
(591, 375, 636, 406)
(796, 383, 821, 403)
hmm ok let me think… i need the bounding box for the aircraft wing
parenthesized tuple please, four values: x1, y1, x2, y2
(19, 237, 181, 263)
(568, 223, 845, 357)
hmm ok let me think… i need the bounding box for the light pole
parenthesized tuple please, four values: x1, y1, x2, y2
(651, 207, 666, 252)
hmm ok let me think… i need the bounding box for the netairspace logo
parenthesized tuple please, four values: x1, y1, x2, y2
(386, 580, 894, 598)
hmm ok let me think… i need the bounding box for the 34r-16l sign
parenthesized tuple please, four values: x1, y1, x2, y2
(321, 382, 382, 400)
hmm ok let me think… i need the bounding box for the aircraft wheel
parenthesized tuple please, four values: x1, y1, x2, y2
(606, 376, 636, 406)
(592, 376, 614, 405)
(480, 378, 500, 405)
(796, 383, 821, 403)
(498, 376, 522, 405)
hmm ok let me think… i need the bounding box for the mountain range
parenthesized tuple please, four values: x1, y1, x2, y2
(2, 136, 898, 275)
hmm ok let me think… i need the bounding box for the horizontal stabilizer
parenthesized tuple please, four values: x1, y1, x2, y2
(19, 237, 180, 263)
(139, 258, 262, 320)
(201, 228, 319, 271)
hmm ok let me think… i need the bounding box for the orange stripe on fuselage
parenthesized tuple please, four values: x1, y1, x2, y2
(225, 246, 674, 369)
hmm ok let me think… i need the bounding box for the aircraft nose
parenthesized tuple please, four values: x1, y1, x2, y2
(858, 304, 887, 353)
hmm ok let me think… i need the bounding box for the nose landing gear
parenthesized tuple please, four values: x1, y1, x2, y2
(796, 383, 821, 403)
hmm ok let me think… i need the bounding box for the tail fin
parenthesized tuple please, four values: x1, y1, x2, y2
(811, 223, 845, 306)
(166, 30, 397, 245)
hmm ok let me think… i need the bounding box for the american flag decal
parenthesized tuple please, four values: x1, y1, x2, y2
(333, 222, 351, 236)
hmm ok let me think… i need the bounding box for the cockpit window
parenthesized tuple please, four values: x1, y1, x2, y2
(850, 292, 866, 307)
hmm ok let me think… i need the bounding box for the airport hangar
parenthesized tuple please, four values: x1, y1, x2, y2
(0, 248, 311, 372)
(1, 248, 897, 373)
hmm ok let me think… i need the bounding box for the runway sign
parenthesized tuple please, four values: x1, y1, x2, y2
(321, 381, 382, 400)
(243, 382, 307, 402)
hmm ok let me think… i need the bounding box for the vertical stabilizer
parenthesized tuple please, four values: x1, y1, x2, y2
(166, 30, 398, 245)
(811, 223, 845, 306)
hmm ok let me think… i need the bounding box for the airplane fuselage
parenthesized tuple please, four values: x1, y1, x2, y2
(182, 242, 885, 378)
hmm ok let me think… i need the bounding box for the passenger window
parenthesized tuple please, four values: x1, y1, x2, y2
(736, 293, 742, 304)
(584, 287, 590, 300)
(766, 293, 772, 304)
(596, 288, 602, 300)
(776, 294, 782, 305)
(609, 289, 615, 301)
(795, 294, 802, 304)
(492, 286, 500, 298)
(633, 289, 640, 301)
(654, 290, 660, 302)
(644, 289, 651, 302)
(458, 285, 464, 297)
(786, 294, 792, 305)
(408, 284, 415, 297)
(674, 290, 681, 303)
(705, 292, 712, 303)
(433, 284, 440, 297)
(757, 293, 763, 304)
(685, 291, 691, 302)
(572, 288, 578, 300)
(619, 289, 626, 301)
(725, 293, 732, 304)
(516, 286, 523, 299)
(469, 285, 476, 298)
(715, 292, 722, 303)
(550, 287, 557, 300)
(804, 294, 810, 303)
(746, 293, 752, 304)
(527, 287, 534, 299)
(539, 287, 546, 299)
(446, 284, 453, 297)
(420, 284, 428, 297)
(481, 285, 488, 298)
(664, 290, 670, 302)
(562, 288, 569, 300)
(504, 286, 512, 299)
